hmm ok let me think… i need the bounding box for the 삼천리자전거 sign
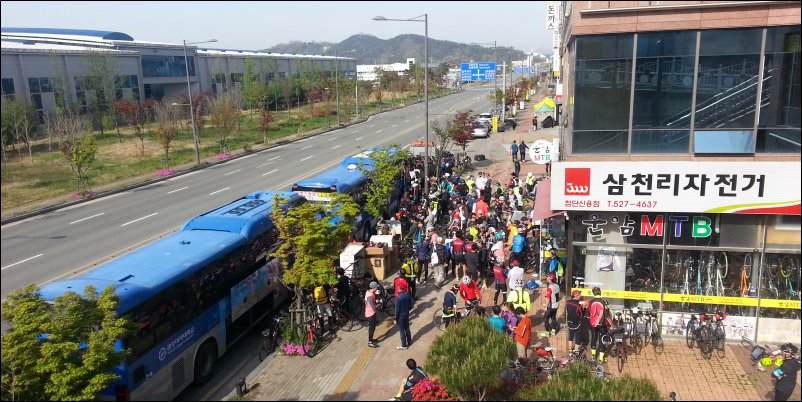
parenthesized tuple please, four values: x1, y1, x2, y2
(550, 162, 801, 215)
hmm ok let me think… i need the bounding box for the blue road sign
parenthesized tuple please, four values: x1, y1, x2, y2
(460, 62, 496, 81)
(513, 66, 534, 74)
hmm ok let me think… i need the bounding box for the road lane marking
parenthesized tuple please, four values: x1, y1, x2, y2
(328, 137, 337, 141)
(2, 254, 44, 271)
(268, 156, 281, 161)
(167, 186, 189, 194)
(257, 162, 272, 168)
(300, 155, 314, 162)
(302, 145, 313, 150)
(351, 130, 359, 133)
(331, 145, 342, 150)
(70, 212, 105, 225)
(375, 130, 383, 133)
(404, 120, 410, 123)
(262, 169, 279, 176)
(355, 137, 364, 141)
(402, 144, 411, 149)
(209, 187, 231, 195)
(121, 213, 158, 227)
(391, 124, 398, 127)
(224, 169, 241, 176)
(368, 125, 375, 128)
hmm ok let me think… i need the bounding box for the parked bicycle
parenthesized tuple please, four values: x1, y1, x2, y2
(605, 312, 628, 373)
(642, 310, 665, 354)
(258, 315, 283, 361)
(686, 311, 726, 359)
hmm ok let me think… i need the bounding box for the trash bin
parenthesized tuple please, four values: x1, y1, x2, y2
(542, 115, 555, 128)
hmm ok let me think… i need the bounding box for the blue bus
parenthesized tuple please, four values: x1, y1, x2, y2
(290, 150, 375, 203)
(39, 191, 304, 400)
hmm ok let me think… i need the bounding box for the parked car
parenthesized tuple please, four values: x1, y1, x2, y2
(478, 120, 492, 134)
(472, 121, 489, 138)
(477, 112, 493, 124)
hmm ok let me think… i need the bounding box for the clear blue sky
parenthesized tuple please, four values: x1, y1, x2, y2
(1, 1, 553, 55)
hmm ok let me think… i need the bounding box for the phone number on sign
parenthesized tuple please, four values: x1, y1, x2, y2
(563, 200, 658, 208)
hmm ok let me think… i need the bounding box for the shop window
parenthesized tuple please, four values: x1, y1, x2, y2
(694, 130, 756, 154)
(758, 26, 801, 154)
(631, 130, 690, 153)
(760, 253, 801, 320)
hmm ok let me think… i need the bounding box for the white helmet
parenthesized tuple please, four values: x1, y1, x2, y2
(461, 276, 472, 285)
(514, 278, 524, 288)
(495, 256, 506, 265)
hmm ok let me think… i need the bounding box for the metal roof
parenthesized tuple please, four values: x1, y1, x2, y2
(1, 27, 134, 41)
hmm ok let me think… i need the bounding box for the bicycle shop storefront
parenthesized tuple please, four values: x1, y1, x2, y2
(551, 161, 801, 344)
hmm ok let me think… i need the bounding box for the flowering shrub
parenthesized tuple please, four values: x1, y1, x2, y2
(280, 343, 314, 356)
(216, 154, 232, 160)
(71, 191, 95, 199)
(155, 169, 175, 177)
(411, 378, 457, 401)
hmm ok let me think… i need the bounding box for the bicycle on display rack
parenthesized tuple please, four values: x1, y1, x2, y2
(778, 256, 801, 318)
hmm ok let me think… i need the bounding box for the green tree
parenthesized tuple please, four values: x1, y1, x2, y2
(515, 363, 662, 401)
(152, 100, 181, 171)
(1, 284, 134, 401)
(270, 193, 359, 328)
(69, 135, 99, 197)
(83, 51, 119, 137)
(209, 92, 241, 155)
(242, 58, 269, 115)
(0, 98, 38, 164)
(425, 316, 516, 401)
(356, 146, 410, 220)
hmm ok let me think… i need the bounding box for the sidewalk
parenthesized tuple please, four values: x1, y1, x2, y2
(235, 83, 800, 401)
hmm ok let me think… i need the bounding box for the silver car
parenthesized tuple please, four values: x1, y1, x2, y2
(472, 121, 488, 138)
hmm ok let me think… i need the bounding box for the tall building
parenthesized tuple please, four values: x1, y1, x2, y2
(551, 1, 800, 343)
(1, 27, 356, 118)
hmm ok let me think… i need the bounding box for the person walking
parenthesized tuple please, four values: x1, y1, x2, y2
(401, 257, 417, 299)
(588, 287, 612, 361)
(513, 306, 532, 361)
(566, 289, 589, 354)
(510, 140, 519, 163)
(395, 284, 413, 350)
(366, 281, 380, 348)
(541, 273, 560, 337)
(313, 284, 335, 334)
(492, 258, 509, 306)
(519, 140, 528, 163)
(772, 343, 800, 401)
(432, 236, 447, 287)
(532, 115, 538, 130)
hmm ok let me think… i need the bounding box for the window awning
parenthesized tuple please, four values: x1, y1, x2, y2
(532, 177, 566, 222)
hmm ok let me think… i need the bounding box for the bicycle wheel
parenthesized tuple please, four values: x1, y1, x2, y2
(714, 326, 726, 358)
(336, 309, 355, 332)
(349, 297, 367, 322)
(653, 333, 665, 355)
(433, 309, 445, 331)
(630, 329, 642, 355)
(617, 342, 626, 373)
(699, 326, 713, 359)
(259, 337, 272, 361)
(524, 259, 538, 274)
(384, 300, 396, 317)
(685, 322, 695, 349)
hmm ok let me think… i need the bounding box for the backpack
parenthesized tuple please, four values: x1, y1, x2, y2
(602, 301, 613, 327)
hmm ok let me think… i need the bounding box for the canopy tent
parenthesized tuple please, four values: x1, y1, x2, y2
(533, 97, 556, 113)
(535, 103, 555, 113)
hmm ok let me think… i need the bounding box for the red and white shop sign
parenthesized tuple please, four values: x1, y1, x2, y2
(551, 162, 801, 215)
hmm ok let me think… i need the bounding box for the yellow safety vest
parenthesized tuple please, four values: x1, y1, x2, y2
(313, 286, 328, 305)
(507, 289, 531, 313)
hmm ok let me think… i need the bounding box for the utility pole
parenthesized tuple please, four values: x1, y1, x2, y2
(502, 61, 507, 119)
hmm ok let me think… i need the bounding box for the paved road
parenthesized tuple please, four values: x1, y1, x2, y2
(0, 83, 498, 298)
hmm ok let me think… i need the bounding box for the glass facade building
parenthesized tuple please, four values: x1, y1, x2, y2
(571, 26, 801, 155)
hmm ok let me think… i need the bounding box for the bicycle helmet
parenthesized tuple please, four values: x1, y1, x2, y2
(461, 276, 472, 285)
(546, 273, 556, 282)
(513, 278, 524, 288)
(571, 290, 582, 298)
(495, 256, 505, 265)
(451, 283, 460, 292)
(781, 343, 799, 355)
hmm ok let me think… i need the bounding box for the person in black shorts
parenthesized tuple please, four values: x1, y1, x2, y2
(566, 289, 589, 354)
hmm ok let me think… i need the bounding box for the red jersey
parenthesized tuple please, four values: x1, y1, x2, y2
(459, 280, 482, 301)
(394, 277, 409, 296)
(452, 238, 465, 252)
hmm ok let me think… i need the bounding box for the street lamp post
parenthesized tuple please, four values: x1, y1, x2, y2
(373, 14, 429, 196)
(182, 38, 217, 165)
(334, 49, 340, 126)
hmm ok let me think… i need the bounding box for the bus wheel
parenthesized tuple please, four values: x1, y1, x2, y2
(194, 340, 218, 385)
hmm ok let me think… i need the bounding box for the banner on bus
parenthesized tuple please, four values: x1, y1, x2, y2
(551, 162, 801, 215)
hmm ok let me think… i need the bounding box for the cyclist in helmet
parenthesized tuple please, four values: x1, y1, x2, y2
(772, 343, 800, 401)
(506, 277, 531, 314)
(458, 275, 482, 315)
(491, 232, 506, 264)
(442, 284, 459, 329)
